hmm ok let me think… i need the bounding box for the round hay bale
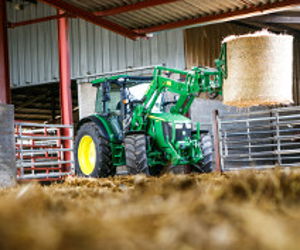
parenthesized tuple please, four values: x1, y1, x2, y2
(223, 31, 294, 107)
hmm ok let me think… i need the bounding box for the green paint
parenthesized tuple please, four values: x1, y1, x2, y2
(92, 75, 129, 85)
(79, 43, 227, 168)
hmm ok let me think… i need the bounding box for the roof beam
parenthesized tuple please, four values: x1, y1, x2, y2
(233, 20, 300, 37)
(37, 0, 140, 39)
(232, 20, 283, 33)
(134, 0, 300, 34)
(247, 14, 300, 23)
(8, 13, 70, 28)
(94, 0, 180, 17)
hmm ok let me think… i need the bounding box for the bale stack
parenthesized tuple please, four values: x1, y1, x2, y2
(223, 31, 294, 107)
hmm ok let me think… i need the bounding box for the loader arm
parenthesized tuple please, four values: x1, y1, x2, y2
(130, 44, 227, 131)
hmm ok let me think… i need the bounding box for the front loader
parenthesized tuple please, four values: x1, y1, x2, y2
(74, 44, 227, 177)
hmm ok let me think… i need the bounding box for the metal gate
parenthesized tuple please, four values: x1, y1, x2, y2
(15, 122, 74, 181)
(215, 106, 300, 171)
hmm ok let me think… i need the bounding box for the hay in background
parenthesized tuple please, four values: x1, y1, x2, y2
(223, 31, 294, 107)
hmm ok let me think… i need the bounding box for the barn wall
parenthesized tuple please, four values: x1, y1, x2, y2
(0, 104, 16, 187)
(7, 1, 185, 88)
(7, 2, 58, 88)
(184, 23, 254, 69)
(184, 23, 300, 105)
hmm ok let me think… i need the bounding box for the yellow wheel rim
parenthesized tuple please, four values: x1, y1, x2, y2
(78, 135, 96, 175)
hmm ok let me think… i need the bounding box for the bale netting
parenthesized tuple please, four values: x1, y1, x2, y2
(223, 31, 294, 107)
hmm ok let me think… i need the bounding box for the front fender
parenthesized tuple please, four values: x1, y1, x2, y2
(77, 114, 118, 143)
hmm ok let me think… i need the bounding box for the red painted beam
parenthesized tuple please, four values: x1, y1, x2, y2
(8, 13, 71, 28)
(134, 0, 300, 34)
(38, 0, 140, 39)
(57, 9, 72, 126)
(0, 0, 11, 104)
(94, 0, 180, 17)
(57, 9, 73, 167)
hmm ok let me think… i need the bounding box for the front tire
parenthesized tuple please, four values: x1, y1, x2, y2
(74, 122, 113, 178)
(195, 133, 213, 173)
(125, 134, 149, 175)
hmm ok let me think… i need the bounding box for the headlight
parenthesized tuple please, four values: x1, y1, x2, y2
(185, 123, 192, 129)
(175, 123, 183, 129)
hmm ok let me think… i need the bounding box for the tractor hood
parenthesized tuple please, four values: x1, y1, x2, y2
(148, 113, 191, 123)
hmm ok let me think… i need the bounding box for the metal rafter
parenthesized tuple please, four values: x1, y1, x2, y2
(134, 0, 300, 34)
(94, 0, 181, 16)
(247, 14, 300, 23)
(38, 0, 140, 39)
(8, 13, 71, 28)
(237, 20, 300, 37)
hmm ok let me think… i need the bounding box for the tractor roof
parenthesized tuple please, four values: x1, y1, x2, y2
(92, 75, 153, 86)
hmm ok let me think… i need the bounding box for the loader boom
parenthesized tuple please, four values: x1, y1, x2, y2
(130, 43, 227, 131)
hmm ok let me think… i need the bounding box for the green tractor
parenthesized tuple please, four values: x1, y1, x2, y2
(74, 45, 227, 177)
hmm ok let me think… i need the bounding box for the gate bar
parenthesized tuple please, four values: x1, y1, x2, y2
(212, 110, 222, 172)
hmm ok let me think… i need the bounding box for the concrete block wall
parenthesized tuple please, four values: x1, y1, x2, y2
(191, 98, 266, 125)
(0, 104, 16, 187)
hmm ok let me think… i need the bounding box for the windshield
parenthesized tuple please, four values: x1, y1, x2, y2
(128, 83, 162, 113)
(95, 85, 121, 114)
(95, 81, 171, 115)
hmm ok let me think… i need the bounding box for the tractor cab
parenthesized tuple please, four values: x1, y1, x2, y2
(91, 74, 178, 115)
(92, 75, 153, 114)
(91, 75, 156, 140)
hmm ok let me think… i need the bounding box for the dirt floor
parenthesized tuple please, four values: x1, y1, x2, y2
(1, 169, 300, 250)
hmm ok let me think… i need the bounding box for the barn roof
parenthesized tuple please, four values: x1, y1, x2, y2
(38, 0, 300, 39)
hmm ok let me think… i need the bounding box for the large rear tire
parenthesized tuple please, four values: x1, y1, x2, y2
(74, 122, 114, 178)
(125, 134, 149, 175)
(196, 133, 213, 173)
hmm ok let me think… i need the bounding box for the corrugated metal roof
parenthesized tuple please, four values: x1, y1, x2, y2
(62, 0, 276, 29)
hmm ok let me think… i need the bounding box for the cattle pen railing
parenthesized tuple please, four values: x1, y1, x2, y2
(15, 122, 74, 181)
(214, 106, 300, 172)
(14, 106, 300, 180)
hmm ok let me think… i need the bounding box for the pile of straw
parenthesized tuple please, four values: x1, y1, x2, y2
(223, 30, 294, 107)
(1, 170, 300, 250)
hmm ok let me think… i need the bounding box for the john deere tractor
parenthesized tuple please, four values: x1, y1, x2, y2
(74, 45, 227, 177)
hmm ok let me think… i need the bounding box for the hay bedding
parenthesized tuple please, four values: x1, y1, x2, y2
(223, 30, 294, 107)
(0, 170, 300, 249)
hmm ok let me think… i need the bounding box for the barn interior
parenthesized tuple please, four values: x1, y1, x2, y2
(1, 1, 300, 249)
